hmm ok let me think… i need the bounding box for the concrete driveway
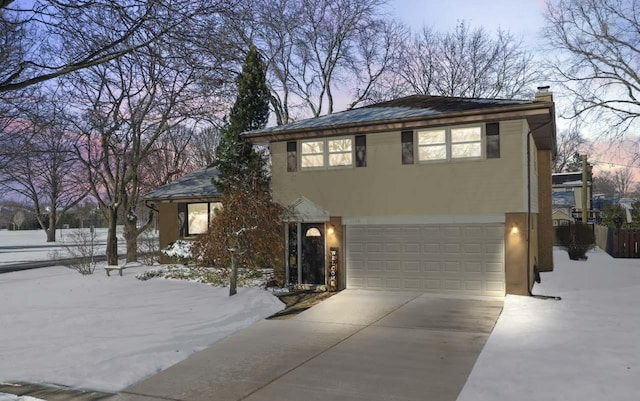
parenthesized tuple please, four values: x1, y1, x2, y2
(110, 290, 503, 401)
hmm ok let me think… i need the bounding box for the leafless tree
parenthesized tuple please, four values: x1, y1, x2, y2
(614, 167, 634, 196)
(553, 128, 588, 173)
(11, 210, 24, 230)
(190, 126, 223, 167)
(391, 21, 540, 99)
(232, 0, 399, 123)
(0, 0, 230, 93)
(70, 42, 206, 265)
(593, 171, 616, 197)
(544, 0, 640, 138)
(0, 99, 88, 241)
(140, 125, 199, 192)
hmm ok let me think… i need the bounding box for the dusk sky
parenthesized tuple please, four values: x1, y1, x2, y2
(386, 0, 637, 178)
(388, 0, 547, 46)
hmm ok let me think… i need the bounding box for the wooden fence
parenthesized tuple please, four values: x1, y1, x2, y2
(595, 225, 640, 258)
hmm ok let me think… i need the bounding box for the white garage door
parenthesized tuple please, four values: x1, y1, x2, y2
(346, 224, 505, 296)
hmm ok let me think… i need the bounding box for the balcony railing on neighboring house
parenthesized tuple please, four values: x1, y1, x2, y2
(595, 225, 640, 258)
(571, 208, 602, 224)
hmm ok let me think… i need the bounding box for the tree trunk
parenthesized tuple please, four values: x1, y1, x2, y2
(46, 209, 57, 242)
(106, 208, 119, 266)
(229, 251, 238, 296)
(124, 219, 138, 263)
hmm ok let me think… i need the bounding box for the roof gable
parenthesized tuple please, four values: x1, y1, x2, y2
(283, 196, 330, 222)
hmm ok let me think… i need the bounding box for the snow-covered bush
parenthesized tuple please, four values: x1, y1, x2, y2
(136, 265, 274, 287)
(161, 240, 193, 265)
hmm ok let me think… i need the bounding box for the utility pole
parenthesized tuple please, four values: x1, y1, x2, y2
(582, 154, 588, 224)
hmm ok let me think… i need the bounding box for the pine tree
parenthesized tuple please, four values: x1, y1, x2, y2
(201, 45, 284, 295)
(215, 45, 270, 193)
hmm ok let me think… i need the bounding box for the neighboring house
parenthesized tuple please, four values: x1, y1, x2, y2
(144, 167, 221, 263)
(243, 90, 557, 296)
(552, 171, 594, 222)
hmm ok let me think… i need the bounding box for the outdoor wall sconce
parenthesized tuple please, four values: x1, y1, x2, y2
(511, 224, 520, 235)
(327, 225, 335, 235)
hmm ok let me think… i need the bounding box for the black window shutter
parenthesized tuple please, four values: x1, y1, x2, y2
(177, 203, 188, 237)
(355, 135, 366, 167)
(486, 123, 500, 159)
(287, 141, 297, 172)
(401, 131, 414, 164)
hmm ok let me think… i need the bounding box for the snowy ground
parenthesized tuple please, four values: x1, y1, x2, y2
(0, 228, 125, 266)
(0, 230, 284, 394)
(2, 230, 640, 400)
(458, 247, 640, 401)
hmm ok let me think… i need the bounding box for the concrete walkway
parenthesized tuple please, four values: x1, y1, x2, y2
(109, 290, 503, 401)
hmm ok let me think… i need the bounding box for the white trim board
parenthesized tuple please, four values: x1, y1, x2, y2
(343, 214, 506, 225)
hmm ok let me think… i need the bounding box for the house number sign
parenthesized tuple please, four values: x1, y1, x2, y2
(329, 247, 338, 291)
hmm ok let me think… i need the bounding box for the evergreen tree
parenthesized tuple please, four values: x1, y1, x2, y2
(201, 45, 284, 295)
(215, 45, 270, 193)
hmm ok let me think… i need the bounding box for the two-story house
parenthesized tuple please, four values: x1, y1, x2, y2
(243, 89, 556, 296)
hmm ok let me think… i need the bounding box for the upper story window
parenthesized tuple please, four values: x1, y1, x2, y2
(300, 137, 353, 169)
(301, 141, 324, 168)
(416, 125, 483, 162)
(451, 126, 482, 158)
(328, 138, 353, 166)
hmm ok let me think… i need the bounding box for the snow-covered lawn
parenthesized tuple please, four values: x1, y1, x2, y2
(458, 247, 640, 401)
(0, 228, 126, 266)
(0, 264, 284, 393)
(3, 227, 639, 400)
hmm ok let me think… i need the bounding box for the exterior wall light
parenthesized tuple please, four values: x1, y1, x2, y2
(327, 225, 335, 235)
(511, 225, 519, 235)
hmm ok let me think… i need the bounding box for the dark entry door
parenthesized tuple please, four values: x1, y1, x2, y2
(301, 223, 325, 285)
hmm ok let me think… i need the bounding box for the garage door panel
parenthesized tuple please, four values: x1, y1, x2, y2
(347, 223, 505, 296)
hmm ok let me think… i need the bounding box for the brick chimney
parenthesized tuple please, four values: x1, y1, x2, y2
(534, 86, 553, 102)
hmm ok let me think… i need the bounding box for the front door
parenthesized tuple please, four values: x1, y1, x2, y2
(301, 223, 325, 285)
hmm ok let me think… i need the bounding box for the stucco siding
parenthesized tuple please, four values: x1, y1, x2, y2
(271, 120, 530, 216)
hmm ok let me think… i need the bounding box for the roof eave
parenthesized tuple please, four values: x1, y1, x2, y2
(144, 194, 222, 203)
(244, 102, 556, 145)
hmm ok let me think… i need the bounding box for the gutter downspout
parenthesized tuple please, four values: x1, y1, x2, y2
(526, 125, 561, 300)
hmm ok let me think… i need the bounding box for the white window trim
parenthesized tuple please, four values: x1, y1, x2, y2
(416, 124, 485, 163)
(300, 137, 355, 170)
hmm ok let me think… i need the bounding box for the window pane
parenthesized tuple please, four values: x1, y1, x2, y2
(328, 139, 352, 152)
(188, 203, 209, 235)
(419, 145, 447, 161)
(452, 143, 481, 158)
(301, 154, 324, 168)
(329, 152, 353, 166)
(418, 130, 445, 145)
(451, 127, 481, 142)
(301, 141, 323, 154)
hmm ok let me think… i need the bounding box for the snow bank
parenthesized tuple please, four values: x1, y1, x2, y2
(458, 248, 640, 401)
(0, 265, 284, 392)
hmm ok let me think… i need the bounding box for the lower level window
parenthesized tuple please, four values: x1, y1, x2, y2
(187, 202, 222, 235)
